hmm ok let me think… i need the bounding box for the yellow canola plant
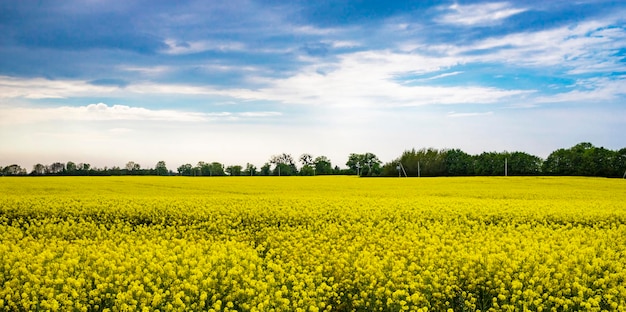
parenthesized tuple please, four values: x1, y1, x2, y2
(0, 176, 625, 311)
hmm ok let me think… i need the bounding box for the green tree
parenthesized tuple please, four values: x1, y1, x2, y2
(299, 153, 315, 176)
(125, 161, 141, 174)
(270, 153, 298, 176)
(346, 152, 381, 176)
(31, 164, 46, 175)
(196, 161, 210, 176)
(209, 162, 226, 176)
(614, 148, 626, 178)
(243, 163, 257, 176)
(507, 152, 542, 175)
(260, 163, 271, 176)
(2, 164, 26, 175)
(542, 148, 573, 175)
(226, 165, 243, 176)
(155, 161, 168, 176)
(177, 163, 193, 176)
(381, 148, 445, 177)
(66, 161, 77, 174)
(444, 149, 474, 176)
(314, 156, 333, 175)
(474, 152, 505, 176)
(542, 142, 620, 177)
(48, 162, 65, 175)
(299, 165, 315, 176)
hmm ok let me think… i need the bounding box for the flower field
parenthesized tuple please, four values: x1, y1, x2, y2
(1, 176, 625, 312)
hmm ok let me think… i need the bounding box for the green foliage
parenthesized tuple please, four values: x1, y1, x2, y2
(543, 142, 624, 177)
(346, 152, 382, 176)
(270, 153, 298, 176)
(445, 149, 474, 176)
(155, 161, 168, 176)
(314, 156, 333, 175)
(243, 163, 257, 176)
(226, 165, 243, 176)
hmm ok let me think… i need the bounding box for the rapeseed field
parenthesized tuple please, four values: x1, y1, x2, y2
(1, 176, 625, 311)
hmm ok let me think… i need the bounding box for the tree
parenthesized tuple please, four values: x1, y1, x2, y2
(314, 156, 333, 175)
(209, 162, 225, 176)
(196, 161, 211, 176)
(226, 165, 242, 176)
(474, 152, 505, 176)
(507, 152, 542, 175)
(542, 142, 620, 177)
(177, 163, 193, 176)
(444, 149, 474, 176)
(299, 154, 314, 167)
(77, 163, 91, 172)
(346, 152, 382, 176)
(155, 161, 168, 176)
(243, 163, 257, 176)
(542, 148, 572, 175)
(48, 162, 65, 174)
(126, 161, 141, 173)
(66, 161, 77, 174)
(299, 165, 315, 176)
(614, 148, 626, 178)
(260, 163, 271, 176)
(32, 163, 46, 175)
(270, 153, 298, 176)
(3, 164, 26, 176)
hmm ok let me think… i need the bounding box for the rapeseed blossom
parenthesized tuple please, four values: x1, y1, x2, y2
(0, 176, 625, 311)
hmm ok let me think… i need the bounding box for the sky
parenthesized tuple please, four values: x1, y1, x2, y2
(1, 0, 625, 170)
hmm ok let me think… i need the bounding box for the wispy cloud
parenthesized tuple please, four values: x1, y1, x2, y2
(162, 39, 246, 54)
(438, 2, 527, 26)
(0, 103, 281, 124)
(0, 76, 120, 99)
(447, 111, 494, 118)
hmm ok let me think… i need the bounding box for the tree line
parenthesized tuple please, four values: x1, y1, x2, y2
(2, 142, 625, 178)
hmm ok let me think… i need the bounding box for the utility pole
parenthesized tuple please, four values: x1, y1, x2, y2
(505, 158, 508, 176)
(418, 161, 421, 178)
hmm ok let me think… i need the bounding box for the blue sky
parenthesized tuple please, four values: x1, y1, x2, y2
(1, 0, 625, 169)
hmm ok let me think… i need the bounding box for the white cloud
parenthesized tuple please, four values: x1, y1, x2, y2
(534, 77, 626, 104)
(447, 111, 494, 118)
(293, 25, 339, 35)
(232, 50, 530, 108)
(163, 39, 246, 55)
(237, 111, 282, 117)
(0, 103, 281, 124)
(438, 2, 527, 26)
(327, 40, 361, 48)
(445, 20, 626, 73)
(118, 65, 173, 76)
(403, 71, 464, 84)
(0, 76, 119, 99)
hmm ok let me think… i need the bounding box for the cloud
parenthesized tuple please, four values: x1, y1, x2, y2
(88, 78, 129, 88)
(447, 111, 494, 118)
(0, 103, 281, 124)
(0, 76, 119, 99)
(300, 42, 331, 56)
(534, 77, 626, 104)
(292, 25, 339, 35)
(162, 39, 246, 54)
(425, 19, 626, 76)
(237, 111, 283, 117)
(118, 66, 173, 76)
(235, 50, 531, 108)
(438, 2, 527, 26)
